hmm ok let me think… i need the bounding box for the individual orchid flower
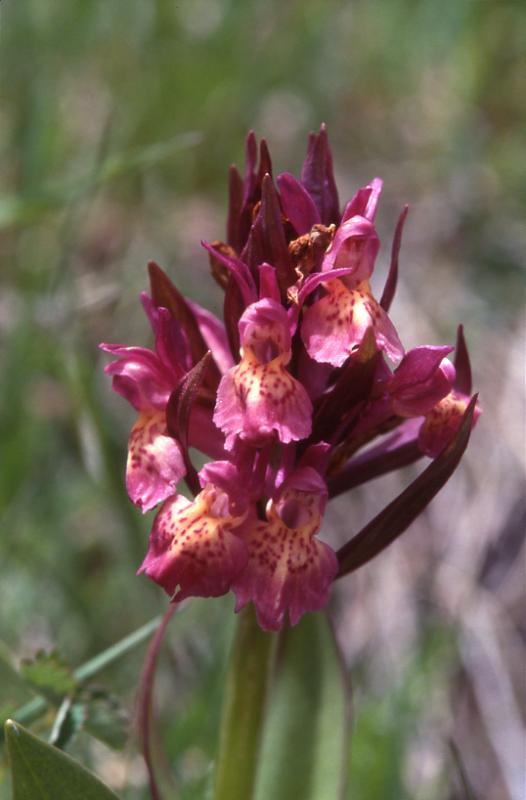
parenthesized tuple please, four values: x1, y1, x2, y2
(417, 324, 481, 457)
(418, 390, 481, 457)
(300, 213, 404, 367)
(102, 125, 480, 633)
(138, 461, 249, 600)
(233, 462, 338, 631)
(100, 296, 188, 512)
(328, 328, 480, 499)
(349, 345, 457, 441)
(213, 298, 312, 449)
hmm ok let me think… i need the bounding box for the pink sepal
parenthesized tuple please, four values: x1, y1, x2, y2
(201, 241, 257, 304)
(389, 347, 455, 417)
(188, 301, 234, 374)
(276, 172, 321, 234)
(100, 299, 185, 412)
(101, 344, 172, 412)
(341, 177, 383, 223)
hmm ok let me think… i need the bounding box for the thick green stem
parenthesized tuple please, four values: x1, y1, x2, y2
(213, 606, 275, 800)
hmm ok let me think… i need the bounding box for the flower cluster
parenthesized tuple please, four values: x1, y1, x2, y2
(101, 127, 480, 631)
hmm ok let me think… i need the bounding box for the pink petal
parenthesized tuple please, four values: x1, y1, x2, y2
(389, 346, 452, 390)
(141, 295, 190, 375)
(321, 215, 379, 281)
(138, 486, 248, 600)
(341, 177, 383, 222)
(258, 263, 281, 302)
(279, 464, 329, 505)
(126, 412, 186, 513)
(238, 297, 292, 352)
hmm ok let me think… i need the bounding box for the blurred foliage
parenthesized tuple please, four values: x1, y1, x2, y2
(0, 0, 524, 798)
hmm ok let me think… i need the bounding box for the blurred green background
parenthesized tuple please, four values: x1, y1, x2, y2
(1, 1, 524, 798)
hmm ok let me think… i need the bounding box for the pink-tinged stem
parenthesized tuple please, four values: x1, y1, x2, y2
(136, 604, 178, 800)
(213, 606, 275, 800)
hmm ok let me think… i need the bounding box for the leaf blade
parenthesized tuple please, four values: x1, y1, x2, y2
(5, 720, 120, 800)
(255, 612, 350, 800)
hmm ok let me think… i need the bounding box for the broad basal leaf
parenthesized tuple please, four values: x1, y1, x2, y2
(255, 612, 350, 800)
(5, 720, 120, 799)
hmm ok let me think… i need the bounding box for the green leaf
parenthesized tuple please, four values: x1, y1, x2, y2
(254, 613, 350, 800)
(5, 719, 120, 799)
(20, 651, 77, 704)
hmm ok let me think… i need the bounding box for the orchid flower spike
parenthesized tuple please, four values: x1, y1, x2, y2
(102, 127, 480, 631)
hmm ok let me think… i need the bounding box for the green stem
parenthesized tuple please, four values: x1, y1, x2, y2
(213, 606, 275, 800)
